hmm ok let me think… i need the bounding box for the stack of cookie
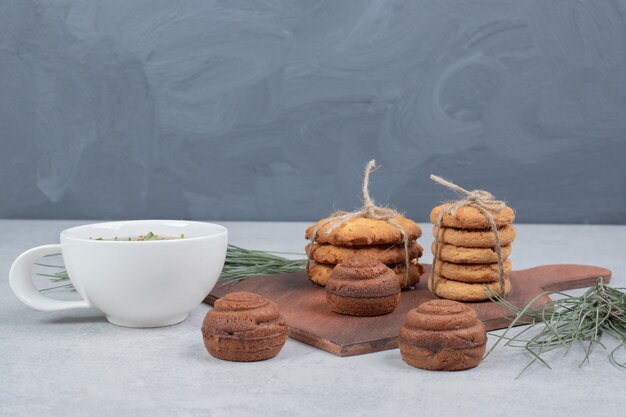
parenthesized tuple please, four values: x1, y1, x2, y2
(429, 203, 516, 301)
(305, 215, 424, 289)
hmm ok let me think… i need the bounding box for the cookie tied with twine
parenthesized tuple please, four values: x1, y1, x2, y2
(430, 175, 514, 297)
(305, 160, 422, 287)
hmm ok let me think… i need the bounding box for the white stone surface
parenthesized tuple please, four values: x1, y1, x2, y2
(1, 220, 625, 417)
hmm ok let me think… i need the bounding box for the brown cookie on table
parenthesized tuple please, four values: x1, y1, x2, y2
(431, 242, 512, 264)
(399, 299, 487, 371)
(306, 242, 422, 265)
(307, 259, 423, 288)
(433, 225, 516, 248)
(201, 291, 289, 362)
(305, 215, 422, 247)
(428, 275, 512, 302)
(430, 203, 515, 229)
(433, 259, 512, 283)
(325, 257, 401, 316)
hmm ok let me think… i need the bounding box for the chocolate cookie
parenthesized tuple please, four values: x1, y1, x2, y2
(325, 257, 401, 316)
(434, 225, 516, 248)
(434, 259, 512, 283)
(307, 260, 423, 288)
(399, 299, 487, 371)
(430, 203, 515, 229)
(428, 275, 512, 302)
(306, 242, 422, 265)
(201, 292, 289, 362)
(432, 242, 512, 264)
(305, 215, 422, 247)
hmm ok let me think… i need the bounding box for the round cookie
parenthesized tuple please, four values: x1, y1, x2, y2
(432, 242, 512, 264)
(325, 257, 401, 316)
(430, 203, 515, 229)
(434, 225, 516, 248)
(434, 259, 512, 283)
(305, 215, 422, 247)
(201, 292, 289, 362)
(306, 242, 423, 265)
(399, 300, 487, 371)
(428, 275, 512, 302)
(307, 260, 423, 288)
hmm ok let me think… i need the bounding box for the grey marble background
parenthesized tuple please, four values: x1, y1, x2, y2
(1, 0, 625, 223)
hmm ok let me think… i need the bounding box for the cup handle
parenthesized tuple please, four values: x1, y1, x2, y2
(9, 244, 91, 311)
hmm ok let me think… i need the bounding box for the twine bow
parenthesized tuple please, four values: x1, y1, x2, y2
(430, 175, 507, 296)
(308, 160, 411, 286)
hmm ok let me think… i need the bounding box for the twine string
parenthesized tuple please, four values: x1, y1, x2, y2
(307, 160, 412, 286)
(430, 175, 506, 295)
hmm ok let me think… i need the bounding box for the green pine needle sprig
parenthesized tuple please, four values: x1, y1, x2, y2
(486, 278, 626, 378)
(220, 244, 306, 285)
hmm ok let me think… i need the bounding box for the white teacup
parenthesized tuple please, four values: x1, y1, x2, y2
(9, 220, 228, 327)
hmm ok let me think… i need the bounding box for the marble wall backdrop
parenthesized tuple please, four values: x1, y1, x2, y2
(1, 0, 625, 223)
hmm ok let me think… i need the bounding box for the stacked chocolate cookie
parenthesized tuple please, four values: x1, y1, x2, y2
(429, 203, 516, 301)
(202, 291, 289, 362)
(399, 299, 487, 370)
(326, 257, 401, 316)
(305, 216, 424, 289)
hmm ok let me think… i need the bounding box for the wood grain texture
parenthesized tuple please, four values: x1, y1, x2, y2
(205, 264, 611, 357)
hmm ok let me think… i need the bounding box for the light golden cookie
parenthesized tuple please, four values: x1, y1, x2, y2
(305, 215, 422, 247)
(433, 225, 516, 248)
(432, 242, 512, 264)
(307, 260, 423, 289)
(433, 259, 512, 283)
(305, 242, 423, 265)
(428, 275, 512, 302)
(430, 203, 514, 229)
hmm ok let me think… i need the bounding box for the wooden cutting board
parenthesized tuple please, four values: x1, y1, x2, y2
(205, 264, 611, 357)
